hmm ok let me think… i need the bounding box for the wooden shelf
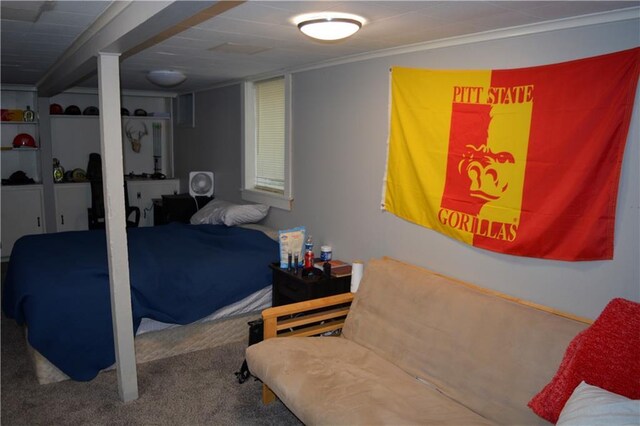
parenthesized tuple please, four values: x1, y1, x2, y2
(1, 147, 40, 152)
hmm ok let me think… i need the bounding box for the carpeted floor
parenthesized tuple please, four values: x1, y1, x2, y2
(1, 314, 302, 426)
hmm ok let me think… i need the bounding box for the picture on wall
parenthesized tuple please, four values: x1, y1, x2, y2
(382, 47, 639, 261)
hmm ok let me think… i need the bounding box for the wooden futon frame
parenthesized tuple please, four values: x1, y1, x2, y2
(259, 292, 355, 403)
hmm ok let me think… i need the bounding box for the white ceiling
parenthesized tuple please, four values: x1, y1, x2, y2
(1, 1, 639, 95)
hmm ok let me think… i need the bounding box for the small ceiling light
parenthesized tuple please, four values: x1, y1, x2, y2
(296, 13, 364, 41)
(146, 70, 186, 87)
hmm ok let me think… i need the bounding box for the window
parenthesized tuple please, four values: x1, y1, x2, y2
(242, 75, 292, 210)
(176, 92, 195, 128)
(255, 78, 284, 192)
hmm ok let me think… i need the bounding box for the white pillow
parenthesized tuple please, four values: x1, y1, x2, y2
(556, 381, 640, 426)
(190, 199, 269, 226)
(239, 224, 278, 241)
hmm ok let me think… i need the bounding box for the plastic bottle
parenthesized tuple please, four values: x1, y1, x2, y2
(304, 235, 313, 253)
(303, 235, 314, 270)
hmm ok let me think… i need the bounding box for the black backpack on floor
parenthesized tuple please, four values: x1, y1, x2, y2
(235, 319, 264, 383)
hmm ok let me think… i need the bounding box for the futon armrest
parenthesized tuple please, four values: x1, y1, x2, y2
(262, 293, 354, 340)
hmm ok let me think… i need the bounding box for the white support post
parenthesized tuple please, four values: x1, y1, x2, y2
(97, 52, 139, 402)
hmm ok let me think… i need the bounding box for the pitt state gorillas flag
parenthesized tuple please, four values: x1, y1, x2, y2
(383, 48, 639, 261)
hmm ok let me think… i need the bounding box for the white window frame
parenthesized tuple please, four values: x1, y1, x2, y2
(241, 74, 293, 211)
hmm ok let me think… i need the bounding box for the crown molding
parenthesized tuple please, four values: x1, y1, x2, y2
(189, 7, 640, 95)
(288, 7, 640, 75)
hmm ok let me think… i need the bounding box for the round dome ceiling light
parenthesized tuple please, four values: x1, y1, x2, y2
(296, 13, 364, 41)
(146, 70, 187, 88)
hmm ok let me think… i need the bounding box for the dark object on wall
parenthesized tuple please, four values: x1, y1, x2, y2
(50, 103, 64, 115)
(83, 106, 99, 116)
(86, 153, 140, 230)
(12, 133, 36, 148)
(64, 105, 81, 115)
(121, 108, 130, 116)
(134, 108, 147, 117)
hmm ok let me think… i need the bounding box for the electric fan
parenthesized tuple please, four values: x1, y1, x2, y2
(189, 171, 214, 197)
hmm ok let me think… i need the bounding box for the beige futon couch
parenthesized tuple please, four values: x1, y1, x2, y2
(246, 257, 590, 425)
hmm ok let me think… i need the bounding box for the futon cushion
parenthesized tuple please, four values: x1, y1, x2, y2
(246, 337, 492, 426)
(341, 257, 588, 425)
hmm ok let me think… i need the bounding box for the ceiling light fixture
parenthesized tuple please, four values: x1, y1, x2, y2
(146, 70, 187, 88)
(296, 13, 364, 41)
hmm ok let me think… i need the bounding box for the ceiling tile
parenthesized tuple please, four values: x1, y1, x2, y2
(50, 1, 111, 16)
(37, 10, 100, 27)
(1, 1, 637, 92)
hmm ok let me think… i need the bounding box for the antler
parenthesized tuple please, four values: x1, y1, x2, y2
(140, 122, 148, 138)
(124, 122, 133, 140)
(124, 121, 148, 153)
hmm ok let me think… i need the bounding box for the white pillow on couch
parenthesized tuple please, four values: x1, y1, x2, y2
(556, 381, 640, 426)
(190, 199, 269, 226)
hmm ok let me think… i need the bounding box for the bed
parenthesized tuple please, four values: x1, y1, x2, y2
(2, 221, 279, 384)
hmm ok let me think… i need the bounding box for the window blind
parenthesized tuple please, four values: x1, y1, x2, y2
(255, 77, 285, 193)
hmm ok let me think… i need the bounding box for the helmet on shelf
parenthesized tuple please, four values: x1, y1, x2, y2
(64, 105, 81, 115)
(134, 108, 147, 116)
(50, 103, 64, 115)
(121, 108, 130, 116)
(83, 106, 99, 115)
(12, 133, 37, 148)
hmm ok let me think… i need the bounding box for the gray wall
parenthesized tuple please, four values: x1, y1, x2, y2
(173, 84, 243, 203)
(176, 18, 640, 319)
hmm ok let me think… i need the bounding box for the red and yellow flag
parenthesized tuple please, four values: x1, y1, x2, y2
(383, 48, 639, 261)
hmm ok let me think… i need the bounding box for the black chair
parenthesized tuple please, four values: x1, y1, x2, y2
(87, 180, 140, 230)
(86, 152, 140, 230)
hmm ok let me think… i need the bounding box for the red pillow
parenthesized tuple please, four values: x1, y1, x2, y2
(528, 298, 640, 423)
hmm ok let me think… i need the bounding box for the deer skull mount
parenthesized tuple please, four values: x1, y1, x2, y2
(124, 121, 149, 153)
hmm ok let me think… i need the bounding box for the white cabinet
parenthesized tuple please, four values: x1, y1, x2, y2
(53, 180, 179, 231)
(127, 179, 180, 227)
(1, 185, 45, 258)
(54, 183, 91, 232)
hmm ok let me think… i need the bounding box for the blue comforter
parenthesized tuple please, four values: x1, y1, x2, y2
(2, 223, 278, 381)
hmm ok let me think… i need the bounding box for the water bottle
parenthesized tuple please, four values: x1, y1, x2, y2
(304, 235, 314, 253)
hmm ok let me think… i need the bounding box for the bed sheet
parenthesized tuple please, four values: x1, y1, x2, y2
(2, 223, 278, 381)
(136, 285, 271, 335)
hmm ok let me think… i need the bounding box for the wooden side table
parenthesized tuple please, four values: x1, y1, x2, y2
(270, 263, 351, 306)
